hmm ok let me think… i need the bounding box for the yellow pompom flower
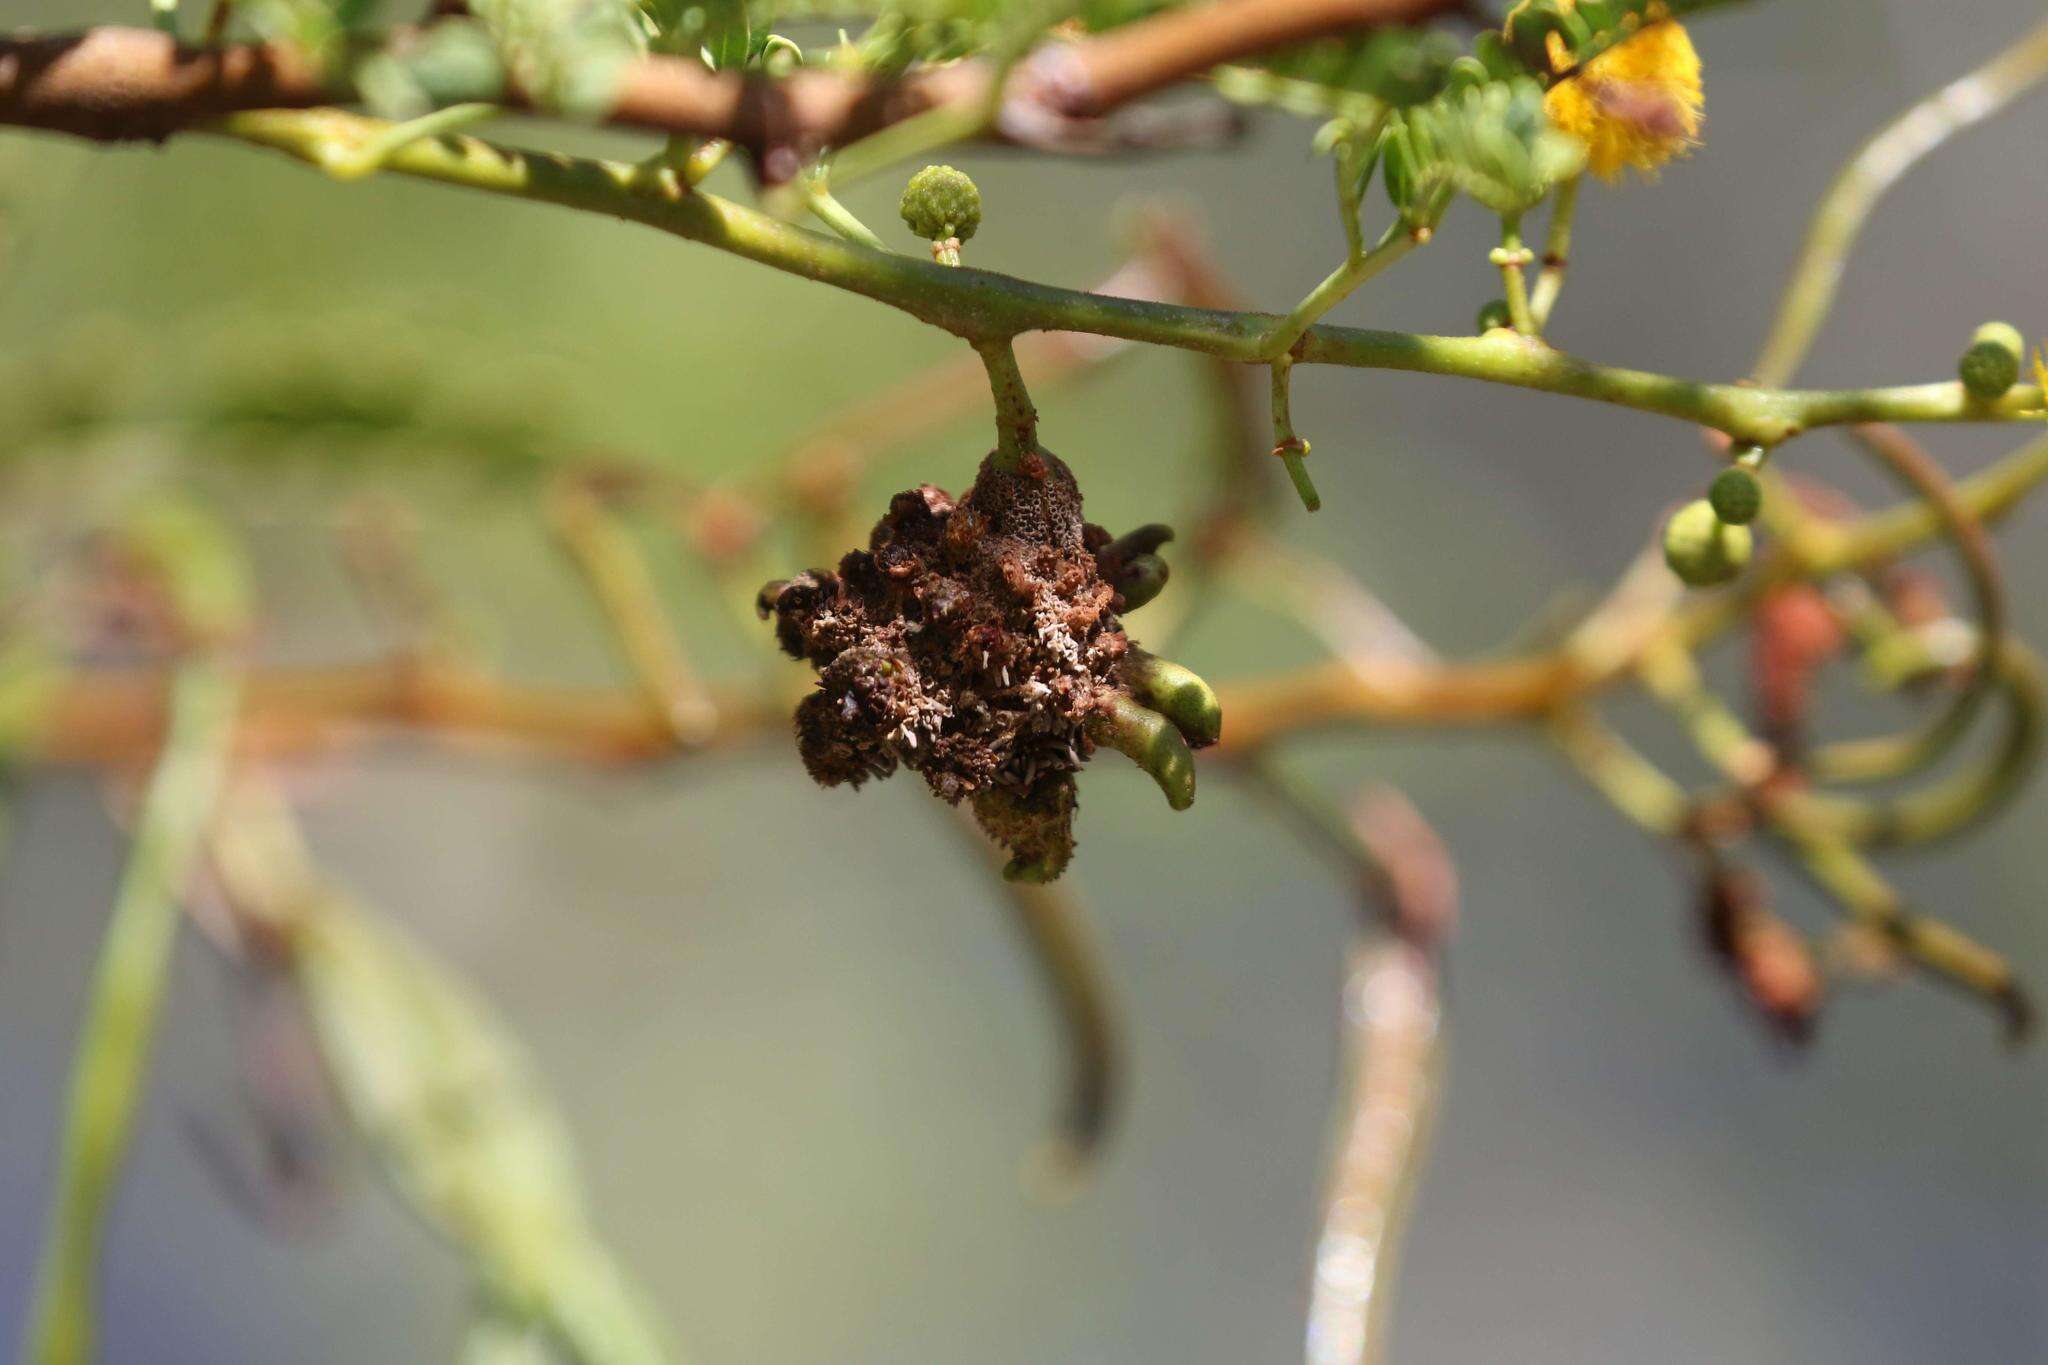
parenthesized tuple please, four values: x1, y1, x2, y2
(1534, 3, 1704, 181)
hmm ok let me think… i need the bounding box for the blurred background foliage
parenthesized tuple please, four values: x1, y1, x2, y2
(1, 0, 2045, 1361)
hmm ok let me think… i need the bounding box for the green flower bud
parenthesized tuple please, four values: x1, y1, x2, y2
(899, 164, 981, 244)
(1708, 467, 1762, 526)
(1476, 298, 1514, 333)
(1122, 649, 1222, 748)
(1088, 694, 1196, 811)
(1662, 499, 1752, 588)
(1959, 321, 2024, 400)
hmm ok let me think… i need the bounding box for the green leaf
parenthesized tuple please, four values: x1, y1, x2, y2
(1381, 76, 1583, 222)
(473, 0, 646, 117)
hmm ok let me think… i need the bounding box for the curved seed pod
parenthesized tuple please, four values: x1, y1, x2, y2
(1113, 553, 1169, 612)
(1122, 649, 1222, 748)
(1105, 523, 1175, 560)
(1088, 695, 1197, 811)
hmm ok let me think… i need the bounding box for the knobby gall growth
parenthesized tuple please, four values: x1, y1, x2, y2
(758, 449, 1218, 882)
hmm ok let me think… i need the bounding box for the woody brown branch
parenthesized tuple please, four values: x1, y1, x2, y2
(0, 0, 1463, 153)
(29, 647, 1576, 774)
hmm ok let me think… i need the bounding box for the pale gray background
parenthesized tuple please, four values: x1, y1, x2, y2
(2, 1, 2045, 1361)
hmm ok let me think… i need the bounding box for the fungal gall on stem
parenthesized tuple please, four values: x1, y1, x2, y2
(759, 449, 1218, 880)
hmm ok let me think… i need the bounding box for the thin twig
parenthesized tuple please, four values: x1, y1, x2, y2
(549, 480, 719, 748)
(1752, 13, 2048, 386)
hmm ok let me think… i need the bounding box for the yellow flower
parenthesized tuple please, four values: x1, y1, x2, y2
(1537, 5, 1704, 181)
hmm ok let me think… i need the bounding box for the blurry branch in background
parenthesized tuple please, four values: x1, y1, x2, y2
(22, 658, 242, 1365)
(1239, 764, 1452, 1365)
(23, 498, 252, 1365)
(946, 806, 1121, 1196)
(1751, 12, 2048, 389)
(337, 493, 473, 668)
(212, 785, 675, 1365)
(0, 1, 1474, 164)
(550, 477, 720, 748)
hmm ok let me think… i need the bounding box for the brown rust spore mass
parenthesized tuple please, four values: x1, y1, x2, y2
(759, 450, 1133, 876)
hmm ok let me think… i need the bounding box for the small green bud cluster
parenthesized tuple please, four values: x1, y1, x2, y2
(1380, 77, 1584, 228)
(1663, 498, 1752, 588)
(1475, 298, 1514, 332)
(900, 164, 981, 247)
(1958, 321, 2024, 400)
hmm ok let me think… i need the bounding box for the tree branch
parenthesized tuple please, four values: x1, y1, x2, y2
(188, 110, 2047, 448)
(0, 2, 1466, 154)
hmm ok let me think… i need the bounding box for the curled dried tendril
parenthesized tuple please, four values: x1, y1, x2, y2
(759, 449, 1219, 881)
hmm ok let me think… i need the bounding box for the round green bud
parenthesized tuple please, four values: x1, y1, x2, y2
(1662, 499, 1753, 588)
(1476, 298, 1514, 332)
(1959, 321, 2024, 400)
(899, 164, 981, 244)
(1708, 467, 1763, 526)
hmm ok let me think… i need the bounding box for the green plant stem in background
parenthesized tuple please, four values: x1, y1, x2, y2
(1528, 174, 1580, 330)
(22, 659, 241, 1365)
(1494, 213, 1535, 335)
(319, 102, 500, 181)
(1807, 425, 2002, 785)
(1752, 13, 2048, 387)
(213, 110, 2045, 452)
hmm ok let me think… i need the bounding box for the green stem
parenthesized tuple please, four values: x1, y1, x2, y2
(23, 659, 241, 1365)
(1752, 13, 2048, 387)
(319, 102, 499, 182)
(1495, 213, 1536, 336)
(1831, 431, 2048, 565)
(1258, 219, 1415, 362)
(974, 337, 1038, 467)
(212, 110, 2047, 448)
(1269, 356, 1320, 512)
(1528, 175, 1580, 330)
(801, 171, 889, 252)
